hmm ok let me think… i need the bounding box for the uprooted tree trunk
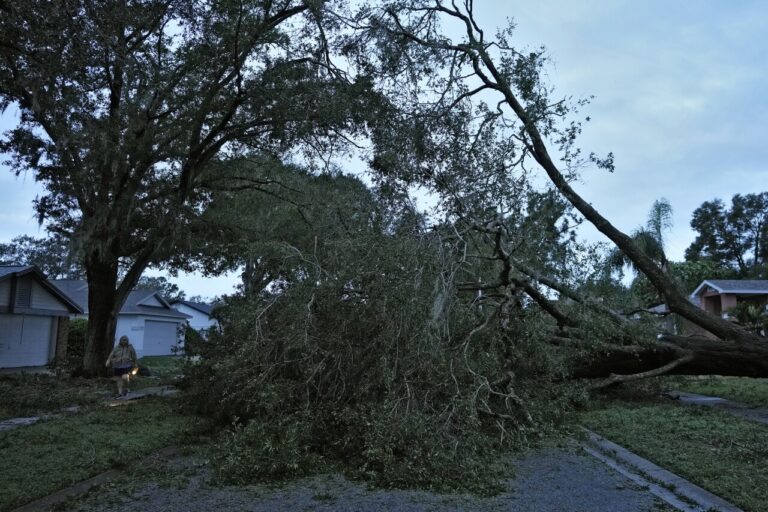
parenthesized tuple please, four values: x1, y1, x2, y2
(571, 335, 768, 387)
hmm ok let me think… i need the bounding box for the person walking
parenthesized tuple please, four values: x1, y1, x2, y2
(105, 335, 138, 397)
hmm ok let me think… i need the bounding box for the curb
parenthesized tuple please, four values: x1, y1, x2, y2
(11, 446, 178, 512)
(580, 429, 743, 512)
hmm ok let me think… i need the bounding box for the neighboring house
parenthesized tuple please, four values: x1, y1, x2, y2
(170, 300, 219, 333)
(52, 280, 190, 357)
(0, 266, 82, 368)
(690, 280, 768, 317)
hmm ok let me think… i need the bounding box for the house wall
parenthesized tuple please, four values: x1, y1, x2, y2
(174, 304, 218, 331)
(115, 315, 146, 353)
(114, 314, 186, 357)
(0, 280, 9, 306)
(31, 281, 70, 312)
(0, 313, 57, 367)
(720, 294, 738, 312)
(702, 295, 721, 315)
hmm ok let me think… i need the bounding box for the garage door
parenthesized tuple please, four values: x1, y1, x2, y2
(0, 314, 54, 368)
(142, 320, 178, 356)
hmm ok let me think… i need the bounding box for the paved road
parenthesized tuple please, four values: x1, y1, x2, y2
(68, 445, 673, 512)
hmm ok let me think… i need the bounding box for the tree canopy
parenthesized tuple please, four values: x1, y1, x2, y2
(685, 192, 768, 278)
(0, 234, 83, 278)
(0, 0, 383, 372)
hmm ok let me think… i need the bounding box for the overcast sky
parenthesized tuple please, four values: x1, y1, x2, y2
(1, 1, 767, 298)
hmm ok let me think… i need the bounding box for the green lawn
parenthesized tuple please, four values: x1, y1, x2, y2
(0, 398, 208, 512)
(582, 399, 768, 512)
(0, 374, 109, 421)
(0, 356, 185, 420)
(665, 376, 768, 408)
(138, 355, 184, 383)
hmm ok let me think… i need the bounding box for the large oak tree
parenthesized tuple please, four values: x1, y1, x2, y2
(0, 0, 378, 373)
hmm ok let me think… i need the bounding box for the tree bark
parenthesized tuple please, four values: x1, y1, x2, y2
(82, 260, 121, 376)
(570, 335, 768, 380)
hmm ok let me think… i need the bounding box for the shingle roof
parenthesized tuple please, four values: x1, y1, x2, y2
(50, 280, 190, 319)
(0, 265, 35, 279)
(171, 300, 214, 316)
(691, 279, 768, 297)
(0, 265, 83, 313)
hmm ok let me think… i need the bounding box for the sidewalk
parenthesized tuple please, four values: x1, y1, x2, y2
(665, 390, 768, 425)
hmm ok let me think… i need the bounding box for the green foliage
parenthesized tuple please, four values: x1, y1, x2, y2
(214, 410, 320, 484)
(61, 318, 88, 370)
(726, 302, 768, 334)
(629, 259, 736, 307)
(180, 176, 581, 491)
(686, 192, 768, 277)
(0, 0, 387, 370)
(135, 276, 185, 302)
(0, 235, 83, 279)
(607, 198, 672, 276)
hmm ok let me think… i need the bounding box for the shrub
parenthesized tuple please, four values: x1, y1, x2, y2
(61, 318, 88, 370)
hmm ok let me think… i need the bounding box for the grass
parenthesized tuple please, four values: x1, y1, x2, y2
(0, 356, 185, 421)
(0, 374, 109, 421)
(0, 397, 209, 512)
(138, 355, 184, 382)
(663, 375, 768, 408)
(582, 396, 768, 512)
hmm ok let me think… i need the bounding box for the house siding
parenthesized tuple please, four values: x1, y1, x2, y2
(115, 316, 145, 353)
(114, 314, 186, 357)
(174, 304, 218, 331)
(31, 281, 70, 312)
(0, 280, 9, 306)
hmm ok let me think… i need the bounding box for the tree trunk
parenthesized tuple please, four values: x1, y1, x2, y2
(82, 260, 121, 376)
(570, 335, 768, 380)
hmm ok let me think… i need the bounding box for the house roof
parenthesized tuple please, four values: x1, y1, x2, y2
(0, 265, 35, 278)
(690, 279, 768, 297)
(50, 280, 190, 320)
(171, 300, 214, 316)
(0, 265, 83, 314)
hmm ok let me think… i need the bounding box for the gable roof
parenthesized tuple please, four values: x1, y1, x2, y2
(0, 265, 35, 279)
(0, 265, 83, 314)
(50, 280, 189, 319)
(171, 300, 214, 316)
(690, 279, 768, 298)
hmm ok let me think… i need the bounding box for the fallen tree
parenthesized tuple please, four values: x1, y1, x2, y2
(362, 1, 767, 387)
(571, 335, 768, 384)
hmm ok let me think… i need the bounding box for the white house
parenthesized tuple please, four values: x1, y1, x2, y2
(170, 300, 219, 333)
(0, 266, 83, 368)
(52, 280, 190, 357)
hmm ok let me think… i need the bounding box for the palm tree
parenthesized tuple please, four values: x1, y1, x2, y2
(608, 199, 673, 275)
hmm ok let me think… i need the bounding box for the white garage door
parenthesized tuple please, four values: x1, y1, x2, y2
(142, 320, 178, 356)
(0, 314, 54, 368)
